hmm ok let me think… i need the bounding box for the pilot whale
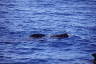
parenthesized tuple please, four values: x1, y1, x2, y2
(51, 33, 69, 38)
(30, 34, 46, 38)
(30, 33, 69, 39)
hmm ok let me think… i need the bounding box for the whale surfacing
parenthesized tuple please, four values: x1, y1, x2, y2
(30, 34, 45, 38)
(51, 33, 69, 38)
(30, 33, 69, 39)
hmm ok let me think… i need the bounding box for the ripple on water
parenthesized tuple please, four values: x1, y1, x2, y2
(0, 0, 96, 64)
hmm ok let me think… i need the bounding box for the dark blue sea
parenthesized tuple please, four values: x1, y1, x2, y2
(0, 0, 96, 64)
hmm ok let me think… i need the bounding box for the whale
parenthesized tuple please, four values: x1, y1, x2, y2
(30, 34, 46, 38)
(30, 33, 69, 39)
(51, 33, 69, 38)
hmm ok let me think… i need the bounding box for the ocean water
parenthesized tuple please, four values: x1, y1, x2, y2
(0, 0, 96, 64)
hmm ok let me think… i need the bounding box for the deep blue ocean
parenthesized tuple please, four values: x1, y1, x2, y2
(0, 0, 96, 64)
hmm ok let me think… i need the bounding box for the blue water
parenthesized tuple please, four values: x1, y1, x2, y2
(0, 0, 96, 64)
